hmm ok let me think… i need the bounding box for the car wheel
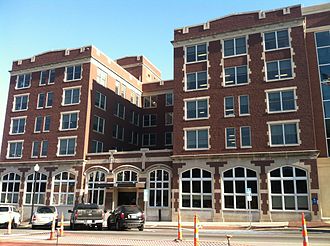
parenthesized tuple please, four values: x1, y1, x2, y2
(115, 221, 120, 231)
(138, 225, 144, 231)
(97, 224, 102, 231)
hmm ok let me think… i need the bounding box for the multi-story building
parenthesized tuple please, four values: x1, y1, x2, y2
(0, 3, 329, 222)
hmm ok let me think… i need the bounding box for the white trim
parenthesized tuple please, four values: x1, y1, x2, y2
(93, 115, 105, 134)
(224, 96, 235, 117)
(225, 127, 237, 149)
(12, 93, 29, 112)
(267, 120, 301, 147)
(43, 115, 51, 132)
(64, 64, 82, 82)
(36, 92, 45, 109)
(223, 65, 249, 87)
(238, 95, 250, 116)
(223, 36, 247, 58)
(15, 73, 31, 90)
(185, 43, 208, 64)
(184, 126, 210, 151)
(263, 29, 291, 52)
(62, 86, 82, 106)
(56, 136, 78, 157)
(95, 91, 107, 111)
(9, 116, 27, 135)
(59, 110, 80, 131)
(34, 116, 43, 133)
(265, 87, 298, 114)
(240, 126, 252, 148)
(6, 140, 24, 159)
(265, 58, 294, 82)
(184, 97, 209, 121)
(185, 70, 209, 92)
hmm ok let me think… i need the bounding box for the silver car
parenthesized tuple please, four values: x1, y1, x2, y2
(31, 206, 58, 229)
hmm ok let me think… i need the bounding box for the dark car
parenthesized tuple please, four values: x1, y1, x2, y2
(107, 205, 144, 231)
(69, 203, 104, 230)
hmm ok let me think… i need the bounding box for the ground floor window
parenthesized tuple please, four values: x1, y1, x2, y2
(87, 170, 106, 205)
(149, 169, 170, 207)
(269, 166, 309, 211)
(181, 168, 212, 208)
(0, 173, 21, 203)
(25, 172, 47, 205)
(52, 172, 75, 205)
(223, 167, 258, 209)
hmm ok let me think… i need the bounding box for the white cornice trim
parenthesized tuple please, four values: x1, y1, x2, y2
(302, 3, 330, 15)
(306, 25, 330, 33)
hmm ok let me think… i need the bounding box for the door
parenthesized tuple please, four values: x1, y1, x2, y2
(118, 192, 136, 206)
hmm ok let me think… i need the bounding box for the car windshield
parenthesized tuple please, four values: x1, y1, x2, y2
(75, 204, 99, 209)
(122, 206, 141, 213)
(0, 207, 9, 212)
(37, 206, 55, 213)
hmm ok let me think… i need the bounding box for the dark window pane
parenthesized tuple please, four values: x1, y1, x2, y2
(270, 125, 284, 145)
(316, 31, 330, 47)
(279, 60, 292, 78)
(271, 180, 281, 194)
(318, 47, 330, 65)
(203, 170, 211, 178)
(246, 169, 256, 177)
(203, 195, 212, 208)
(320, 65, 330, 83)
(324, 101, 330, 118)
(251, 196, 258, 209)
(235, 37, 246, 54)
(182, 170, 190, 178)
(284, 196, 295, 210)
(163, 190, 169, 207)
(277, 30, 289, 48)
(187, 46, 196, 62)
(295, 168, 306, 177)
(149, 190, 155, 206)
(283, 166, 293, 177)
(322, 83, 330, 101)
(267, 62, 278, 80)
(203, 181, 211, 193)
(224, 181, 233, 193)
(265, 32, 276, 50)
(297, 196, 308, 210)
(236, 196, 246, 209)
(182, 195, 190, 207)
(235, 167, 244, 177)
(283, 180, 294, 193)
(270, 168, 280, 177)
(247, 181, 258, 193)
(237, 66, 247, 84)
(182, 181, 190, 193)
(192, 195, 201, 208)
(271, 196, 282, 209)
(192, 168, 201, 178)
(235, 181, 245, 193)
(296, 180, 307, 193)
(224, 196, 234, 208)
(192, 181, 201, 193)
(223, 169, 233, 177)
(224, 39, 234, 56)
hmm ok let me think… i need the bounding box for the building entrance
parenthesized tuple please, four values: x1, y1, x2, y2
(118, 192, 136, 205)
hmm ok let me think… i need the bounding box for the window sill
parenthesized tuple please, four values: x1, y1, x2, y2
(15, 86, 31, 90)
(267, 110, 297, 114)
(6, 157, 22, 160)
(59, 128, 78, 131)
(56, 154, 76, 157)
(239, 114, 250, 117)
(9, 132, 25, 135)
(63, 78, 82, 83)
(184, 148, 209, 151)
(264, 46, 291, 52)
(269, 143, 300, 147)
(266, 77, 294, 82)
(12, 109, 28, 112)
(224, 115, 235, 118)
(185, 117, 209, 121)
(185, 60, 208, 65)
(223, 82, 249, 87)
(61, 103, 80, 106)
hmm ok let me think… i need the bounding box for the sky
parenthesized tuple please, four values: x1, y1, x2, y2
(0, 0, 327, 148)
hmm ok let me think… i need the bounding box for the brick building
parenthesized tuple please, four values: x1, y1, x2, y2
(0, 3, 330, 222)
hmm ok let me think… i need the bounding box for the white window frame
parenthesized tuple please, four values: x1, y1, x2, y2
(95, 91, 106, 110)
(91, 140, 103, 153)
(165, 112, 173, 126)
(115, 103, 125, 119)
(60, 111, 79, 131)
(265, 59, 293, 82)
(223, 36, 247, 58)
(267, 120, 301, 147)
(6, 140, 24, 159)
(143, 96, 157, 108)
(62, 86, 81, 106)
(240, 126, 252, 148)
(121, 84, 126, 98)
(57, 136, 77, 157)
(43, 115, 51, 132)
(40, 140, 49, 157)
(115, 80, 120, 95)
(263, 29, 290, 52)
(116, 170, 138, 183)
(34, 116, 43, 133)
(51, 171, 76, 205)
(184, 97, 209, 120)
(39, 69, 56, 86)
(0, 173, 21, 204)
(266, 87, 297, 114)
(64, 64, 82, 82)
(185, 43, 207, 64)
(165, 93, 173, 106)
(87, 170, 106, 206)
(15, 73, 31, 90)
(96, 68, 107, 87)
(165, 132, 173, 146)
(93, 115, 105, 134)
(45, 92, 54, 108)
(184, 126, 210, 151)
(148, 169, 170, 208)
(224, 96, 235, 117)
(12, 93, 29, 112)
(239, 95, 250, 116)
(112, 124, 124, 141)
(142, 133, 156, 147)
(143, 114, 157, 127)
(185, 71, 208, 91)
(224, 65, 248, 86)
(37, 92, 46, 109)
(24, 172, 47, 205)
(225, 127, 236, 149)
(10, 116, 27, 135)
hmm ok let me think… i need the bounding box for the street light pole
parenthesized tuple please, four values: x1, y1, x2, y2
(30, 164, 40, 223)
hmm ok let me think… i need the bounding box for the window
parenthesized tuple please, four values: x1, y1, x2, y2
(224, 96, 234, 117)
(31, 141, 40, 157)
(115, 103, 125, 119)
(58, 137, 76, 156)
(224, 37, 246, 57)
(10, 117, 26, 134)
(270, 166, 309, 211)
(121, 84, 126, 98)
(268, 121, 299, 146)
(35, 116, 42, 133)
(186, 43, 207, 63)
(165, 132, 173, 146)
(142, 133, 156, 146)
(165, 93, 173, 106)
(131, 111, 139, 126)
(46, 92, 53, 108)
(95, 91, 106, 110)
(40, 69, 56, 85)
(165, 112, 173, 125)
(239, 95, 250, 115)
(93, 116, 105, 134)
(185, 128, 209, 150)
(91, 140, 103, 153)
(87, 171, 106, 205)
(267, 89, 296, 113)
(16, 73, 31, 89)
(65, 65, 82, 81)
(264, 30, 290, 51)
(186, 71, 207, 91)
(223, 167, 258, 209)
(115, 80, 120, 95)
(240, 126, 251, 148)
(149, 170, 170, 207)
(61, 111, 78, 130)
(186, 98, 208, 119)
(116, 170, 138, 182)
(226, 128, 236, 148)
(7, 141, 23, 158)
(43, 115, 51, 132)
(37, 93, 45, 109)
(25, 173, 47, 205)
(96, 68, 107, 86)
(63, 87, 80, 105)
(143, 96, 157, 108)
(224, 66, 248, 86)
(52, 172, 75, 205)
(0, 173, 21, 203)
(112, 125, 124, 141)
(41, 140, 48, 157)
(130, 131, 139, 145)
(181, 168, 212, 208)
(266, 59, 292, 80)
(13, 94, 29, 111)
(143, 114, 157, 127)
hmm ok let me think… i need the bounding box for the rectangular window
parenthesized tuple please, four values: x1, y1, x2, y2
(165, 93, 173, 106)
(91, 140, 103, 153)
(32, 141, 40, 158)
(226, 128, 236, 148)
(224, 37, 246, 57)
(165, 112, 173, 125)
(267, 89, 296, 113)
(143, 114, 157, 127)
(269, 122, 299, 146)
(224, 96, 234, 117)
(7, 141, 23, 159)
(93, 116, 105, 134)
(121, 84, 126, 98)
(58, 137, 76, 156)
(65, 65, 82, 81)
(43, 115, 51, 132)
(142, 133, 156, 146)
(130, 131, 139, 145)
(224, 65, 248, 86)
(115, 103, 125, 119)
(37, 93, 45, 109)
(240, 126, 251, 148)
(115, 80, 120, 95)
(131, 111, 139, 126)
(264, 30, 290, 51)
(185, 128, 209, 150)
(34, 116, 43, 133)
(40, 69, 56, 85)
(186, 98, 208, 119)
(186, 43, 207, 63)
(63, 87, 80, 105)
(13, 94, 29, 111)
(41, 140, 48, 157)
(96, 68, 107, 86)
(266, 59, 292, 80)
(112, 125, 124, 141)
(95, 91, 106, 110)
(46, 92, 53, 108)
(10, 117, 26, 134)
(186, 71, 207, 91)
(16, 73, 31, 89)
(239, 95, 250, 115)
(165, 132, 173, 146)
(143, 96, 157, 108)
(61, 112, 78, 130)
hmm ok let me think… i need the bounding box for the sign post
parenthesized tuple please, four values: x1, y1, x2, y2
(143, 189, 149, 223)
(246, 188, 252, 228)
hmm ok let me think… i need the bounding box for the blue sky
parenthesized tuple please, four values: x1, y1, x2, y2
(0, 0, 326, 147)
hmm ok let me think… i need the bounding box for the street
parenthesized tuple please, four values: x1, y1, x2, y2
(0, 227, 329, 246)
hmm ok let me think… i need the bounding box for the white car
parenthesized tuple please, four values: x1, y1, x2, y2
(0, 205, 21, 228)
(32, 206, 58, 229)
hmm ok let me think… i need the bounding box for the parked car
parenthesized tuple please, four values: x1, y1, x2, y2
(0, 205, 21, 228)
(69, 203, 104, 230)
(31, 205, 58, 229)
(107, 205, 144, 231)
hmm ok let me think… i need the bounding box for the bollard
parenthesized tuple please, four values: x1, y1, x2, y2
(6, 213, 12, 235)
(49, 215, 56, 240)
(193, 214, 199, 246)
(177, 209, 182, 241)
(59, 212, 64, 237)
(302, 213, 309, 246)
(226, 235, 232, 246)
